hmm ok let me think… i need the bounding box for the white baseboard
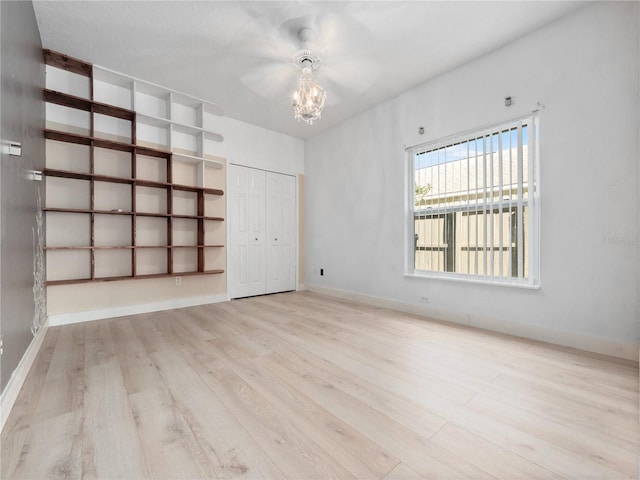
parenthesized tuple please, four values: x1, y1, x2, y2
(305, 284, 639, 362)
(48, 294, 229, 327)
(1, 322, 49, 433)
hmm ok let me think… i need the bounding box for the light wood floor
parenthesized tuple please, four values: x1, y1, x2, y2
(2, 291, 638, 479)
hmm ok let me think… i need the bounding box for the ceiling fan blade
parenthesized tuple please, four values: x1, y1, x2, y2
(239, 63, 296, 98)
(319, 57, 381, 102)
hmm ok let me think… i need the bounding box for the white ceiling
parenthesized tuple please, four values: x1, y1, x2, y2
(33, 1, 586, 139)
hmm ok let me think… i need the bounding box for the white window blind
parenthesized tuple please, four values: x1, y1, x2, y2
(407, 114, 539, 286)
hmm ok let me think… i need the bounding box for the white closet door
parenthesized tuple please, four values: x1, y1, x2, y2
(228, 165, 266, 299)
(266, 172, 296, 294)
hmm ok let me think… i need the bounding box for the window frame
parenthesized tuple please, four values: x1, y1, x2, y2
(404, 113, 540, 288)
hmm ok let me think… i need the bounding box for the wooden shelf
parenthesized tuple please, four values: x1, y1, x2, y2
(172, 214, 224, 221)
(46, 246, 135, 250)
(44, 129, 171, 157)
(44, 207, 134, 215)
(44, 211, 224, 221)
(43, 168, 222, 195)
(44, 89, 135, 121)
(135, 212, 171, 218)
(174, 244, 225, 249)
(45, 245, 222, 250)
(44, 168, 134, 185)
(46, 269, 224, 286)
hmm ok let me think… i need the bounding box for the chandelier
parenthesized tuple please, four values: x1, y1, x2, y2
(292, 58, 326, 125)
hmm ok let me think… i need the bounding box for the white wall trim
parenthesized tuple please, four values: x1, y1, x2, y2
(48, 293, 229, 327)
(1, 322, 49, 433)
(305, 284, 639, 362)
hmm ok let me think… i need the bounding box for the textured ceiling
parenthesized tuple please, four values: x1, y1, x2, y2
(33, 1, 585, 139)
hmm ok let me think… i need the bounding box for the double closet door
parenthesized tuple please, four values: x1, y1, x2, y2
(229, 164, 296, 299)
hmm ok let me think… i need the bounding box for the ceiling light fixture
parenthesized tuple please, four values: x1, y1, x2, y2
(292, 57, 326, 125)
(292, 29, 326, 125)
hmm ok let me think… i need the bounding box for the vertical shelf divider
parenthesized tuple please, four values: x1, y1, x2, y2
(90, 142, 96, 281)
(131, 113, 137, 278)
(167, 92, 173, 123)
(89, 90, 96, 281)
(197, 191, 205, 272)
(131, 80, 137, 112)
(167, 154, 174, 275)
(131, 147, 138, 278)
(197, 103, 205, 130)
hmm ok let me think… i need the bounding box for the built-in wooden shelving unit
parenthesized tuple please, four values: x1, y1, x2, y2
(43, 49, 226, 285)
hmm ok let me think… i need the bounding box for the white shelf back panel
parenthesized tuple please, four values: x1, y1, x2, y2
(95, 250, 132, 278)
(94, 214, 131, 246)
(46, 212, 90, 247)
(136, 154, 167, 183)
(172, 130, 199, 155)
(46, 140, 90, 173)
(173, 190, 197, 216)
(94, 181, 132, 211)
(46, 65, 90, 99)
(94, 113, 132, 143)
(136, 248, 168, 275)
(46, 104, 90, 136)
(137, 123, 169, 150)
(46, 250, 91, 281)
(94, 148, 131, 178)
(173, 248, 198, 273)
(172, 160, 198, 187)
(136, 90, 169, 119)
(136, 186, 167, 214)
(173, 218, 198, 245)
(136, 217, 168, 246)
(46, 177, 90, 210)
(94, 79, 133, 109)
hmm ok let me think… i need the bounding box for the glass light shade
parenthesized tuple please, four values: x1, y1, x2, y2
(292, 67, 326, 125)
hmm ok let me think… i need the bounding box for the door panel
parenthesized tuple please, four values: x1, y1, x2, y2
(229, 165, 295, 299)
(266, 171, 296, 294)
(229, 165, 265, 298)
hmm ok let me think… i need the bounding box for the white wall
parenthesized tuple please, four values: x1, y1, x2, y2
(305, 2, 639, 359)
(1, 0, 45, 393)
(207, 115, 305, 176)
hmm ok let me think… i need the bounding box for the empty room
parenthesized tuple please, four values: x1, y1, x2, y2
(1, 1, 639, 479)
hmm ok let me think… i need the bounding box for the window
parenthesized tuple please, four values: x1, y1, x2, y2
(406, 114, 539, 286)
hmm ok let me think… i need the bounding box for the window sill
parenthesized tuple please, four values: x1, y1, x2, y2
(403, 271, 541, 290)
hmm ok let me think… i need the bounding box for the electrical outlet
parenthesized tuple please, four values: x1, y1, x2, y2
(175, 276, 182, 286)
(320, 268, 324, 276)
(420, 296, 429, 302)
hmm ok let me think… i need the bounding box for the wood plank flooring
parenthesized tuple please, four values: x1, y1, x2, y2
(2, 291, 638, 479)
